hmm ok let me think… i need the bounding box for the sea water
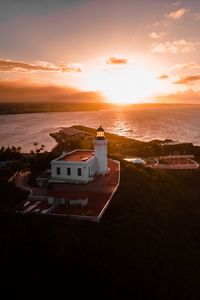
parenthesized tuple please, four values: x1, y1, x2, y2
(1, 105, 200, 152)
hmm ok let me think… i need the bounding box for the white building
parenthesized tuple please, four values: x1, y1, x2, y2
(51, 126, 109, 183)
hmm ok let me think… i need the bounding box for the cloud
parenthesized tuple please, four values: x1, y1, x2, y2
(156, 89, 200, 103)
(172, 62, 200, 70)
(0, 81, 103, 102)
(152, 21, 168, 27)
(151, 39, 198, 54)
(0, 59, 81, 73)
(158, 74, 169, 80)
(166, 8, 188, 19)
(106, 57, 127, 65)
(192, 13, 200, 21)
(149, 32, 165, 39)
(171, 1, 181, 7)
(153, 22, 161, 27)
(58, 64, 82, 73)
(173, 74, 200, 85)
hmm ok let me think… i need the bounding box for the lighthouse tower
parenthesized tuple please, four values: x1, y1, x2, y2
(94, 126, 109, 175)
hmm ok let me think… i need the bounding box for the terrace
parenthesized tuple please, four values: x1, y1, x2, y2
(15, 159, 120, 222)
(147, 155, 199, 170)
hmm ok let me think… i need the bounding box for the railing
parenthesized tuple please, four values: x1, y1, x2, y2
(151, 163, 199, 170)
(8, 171, 19, 182)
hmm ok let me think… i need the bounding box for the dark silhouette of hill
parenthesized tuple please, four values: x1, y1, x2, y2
(1, 161, 200, 299)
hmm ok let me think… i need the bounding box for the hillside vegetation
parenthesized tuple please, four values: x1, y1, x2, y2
(1, 128, 200, 298)
(1, 161, 200, 298)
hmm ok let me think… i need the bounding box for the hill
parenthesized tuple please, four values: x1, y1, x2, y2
(1, 130, 200, 298)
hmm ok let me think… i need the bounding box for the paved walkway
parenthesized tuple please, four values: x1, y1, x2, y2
(13, 170, 46, 195)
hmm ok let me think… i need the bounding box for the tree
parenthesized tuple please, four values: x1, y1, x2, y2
(32, 143, 45, 154)
(33, 142, 38, 153)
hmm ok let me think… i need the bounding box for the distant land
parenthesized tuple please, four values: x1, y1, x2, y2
(0, 82, 105, 103)
(0, 102, 113, 115)
(1, 101, 200, 115)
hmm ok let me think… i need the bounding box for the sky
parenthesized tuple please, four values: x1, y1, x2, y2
(0, 0, 200, 103)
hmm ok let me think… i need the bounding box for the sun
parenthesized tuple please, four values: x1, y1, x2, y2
(82, 59, 159, 104)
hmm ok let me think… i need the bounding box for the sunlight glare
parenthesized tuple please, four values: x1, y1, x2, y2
(83, 63, 158, 104)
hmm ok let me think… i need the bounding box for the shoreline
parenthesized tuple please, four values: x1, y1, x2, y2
(1, 107, 200, 152)
(0, 102, 112, 115)
(1, 102, 200, 116)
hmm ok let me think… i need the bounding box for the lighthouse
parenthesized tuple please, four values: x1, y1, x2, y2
(94, 126, 109, 174)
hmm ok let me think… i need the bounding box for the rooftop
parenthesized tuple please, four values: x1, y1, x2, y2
(58, 150, 94, 162)
(16, 159, 120, 221)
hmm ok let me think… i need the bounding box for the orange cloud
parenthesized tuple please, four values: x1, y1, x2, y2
(149, 32, 165, 39)
(158, 74, 169, 79)
(106, 57, 127, 64)
(58, 64, 81, 72)
(156, 89, 200, 103)
(0, 81, 103, 102)
(173, 74, 200, 84)
(0, 59, 81, 73)
(192, 13, 200, 21)
(167, 8, 188, 19)
(171, 1, 181, 7)
(151, 39, 198, 53)
(172, 62, 200, 70)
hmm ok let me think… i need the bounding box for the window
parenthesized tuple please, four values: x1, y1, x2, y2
(67, 167, 71, 176)
(56, 167, 60, 175)
(77, 168, 82, 176)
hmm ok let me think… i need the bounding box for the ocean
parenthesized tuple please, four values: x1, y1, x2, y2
(1, 105, 200, 152)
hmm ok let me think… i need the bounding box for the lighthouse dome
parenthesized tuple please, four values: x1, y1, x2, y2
(96, 126, 105, 140)
(97, 125, 104, 132)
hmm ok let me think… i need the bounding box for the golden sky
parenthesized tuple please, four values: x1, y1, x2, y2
(0, 0, 200, 104)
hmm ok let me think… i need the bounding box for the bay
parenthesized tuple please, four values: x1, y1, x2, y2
(1, 105, 200, 152)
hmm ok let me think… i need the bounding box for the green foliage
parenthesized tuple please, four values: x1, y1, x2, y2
(1, 162, 200, 298)
(1, 127, 200, 298)
(28, 151, 56, 186)
(0, 146, 22, 160)
(0, 179, 27, 210)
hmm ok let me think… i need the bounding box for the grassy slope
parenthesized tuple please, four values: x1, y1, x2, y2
(1, 129, 200, 298)
(1, 162, 200, 298)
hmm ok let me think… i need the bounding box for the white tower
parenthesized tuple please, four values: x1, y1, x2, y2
(94, 126, 109, 174)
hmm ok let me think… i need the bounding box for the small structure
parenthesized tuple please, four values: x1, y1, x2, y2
(51, 126, 109, 183)
(36, 170, 51, 187)
(124, 158, 146, 165)
(146, 155, 199, 170)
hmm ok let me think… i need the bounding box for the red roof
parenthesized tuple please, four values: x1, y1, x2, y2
(58, 150, 94, 162)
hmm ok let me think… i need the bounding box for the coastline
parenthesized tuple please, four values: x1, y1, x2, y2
(0, 102, 112, 115)
(1, 106, 200, 152)
(1, 102, 200, 115)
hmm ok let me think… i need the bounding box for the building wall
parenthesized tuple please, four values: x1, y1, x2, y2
(94, 139, 108, 174)
(51, 157, 96, 183)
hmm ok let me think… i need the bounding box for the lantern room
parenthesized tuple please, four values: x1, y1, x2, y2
(96, 126, 105, 140)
